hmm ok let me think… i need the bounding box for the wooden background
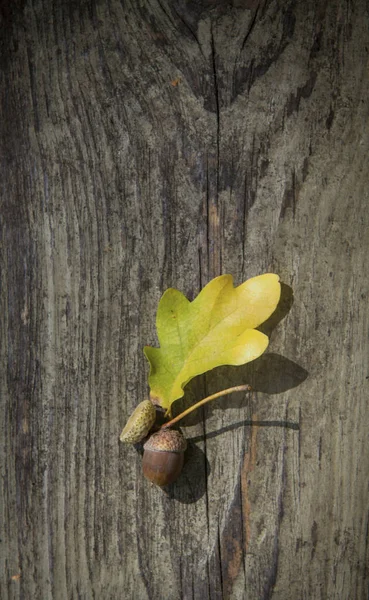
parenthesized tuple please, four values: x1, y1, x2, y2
(1, 1, 368, 598)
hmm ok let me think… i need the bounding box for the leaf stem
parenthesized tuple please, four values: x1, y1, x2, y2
(160, 384, 252, 429)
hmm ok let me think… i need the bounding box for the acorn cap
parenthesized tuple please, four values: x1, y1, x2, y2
(120, 400, 156, 443)
(143, 429, 187, 453)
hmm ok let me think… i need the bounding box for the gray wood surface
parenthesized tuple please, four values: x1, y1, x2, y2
(1, 1, 368, 598)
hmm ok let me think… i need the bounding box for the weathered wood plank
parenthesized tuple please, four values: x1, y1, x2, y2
(1, 1, 368, 598)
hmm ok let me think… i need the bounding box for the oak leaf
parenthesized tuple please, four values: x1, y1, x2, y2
(144, 274, 281, 412)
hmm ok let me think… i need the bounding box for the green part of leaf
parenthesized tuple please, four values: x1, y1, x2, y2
(144, 273, 281, 411)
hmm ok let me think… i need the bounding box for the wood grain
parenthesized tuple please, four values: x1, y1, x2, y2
(1, 1, 368, 598)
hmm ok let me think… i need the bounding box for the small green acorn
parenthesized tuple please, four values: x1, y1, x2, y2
(119, 400, 156, 443)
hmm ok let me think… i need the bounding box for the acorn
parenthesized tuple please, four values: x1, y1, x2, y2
(142, 429, 187, 486)
(119, 400, 156, 444)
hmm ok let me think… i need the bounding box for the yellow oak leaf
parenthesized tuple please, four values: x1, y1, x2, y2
(144, 273, 281, 412)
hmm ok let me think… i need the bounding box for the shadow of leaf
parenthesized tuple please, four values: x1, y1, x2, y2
(170, 353, 308, 427)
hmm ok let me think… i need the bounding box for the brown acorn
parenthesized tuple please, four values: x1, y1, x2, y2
(142, 429, 187, 486)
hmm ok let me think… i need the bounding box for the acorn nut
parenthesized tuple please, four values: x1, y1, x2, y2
(119, 400, 156, 443)
(142, 429, 187, 486)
